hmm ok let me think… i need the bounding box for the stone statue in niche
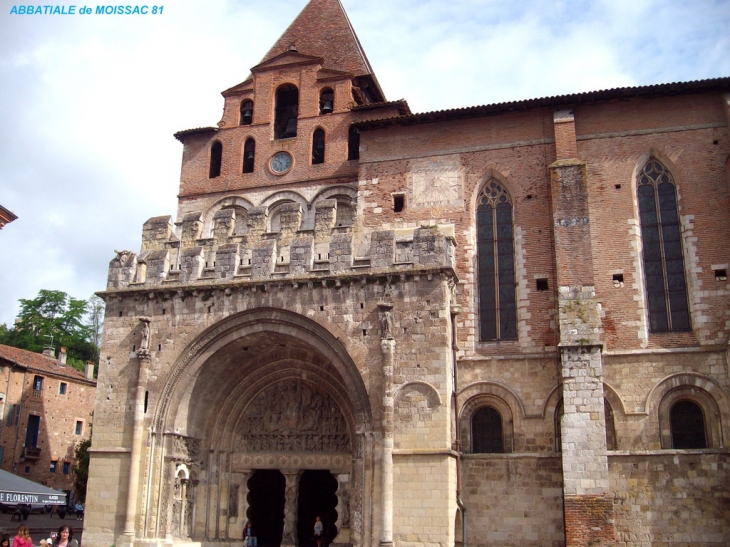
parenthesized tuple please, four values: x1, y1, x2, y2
(381, 309, 393, 340)
(139, 317, 151, 351)
(237, 379, 350, 453)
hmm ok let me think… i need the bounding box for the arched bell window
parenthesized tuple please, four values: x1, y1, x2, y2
(243, 138, 255, 173)
(274, 84, 299, 139)
(209, 141, 222, 179)
(319, 88, 334, 115)
(240, 100, 253, 125)
(312, 128, 325, 165)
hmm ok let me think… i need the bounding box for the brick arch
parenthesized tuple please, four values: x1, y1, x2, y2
(646, 372, 730, 448)
(154, 307, 372, 438)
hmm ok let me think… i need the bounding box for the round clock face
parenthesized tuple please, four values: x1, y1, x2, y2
(270, 151, 293, 174)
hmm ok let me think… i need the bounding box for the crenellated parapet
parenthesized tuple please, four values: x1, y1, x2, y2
(106, 210, 456, 290)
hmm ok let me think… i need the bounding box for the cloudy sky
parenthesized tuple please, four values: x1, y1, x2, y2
(0, 0, 729, 326)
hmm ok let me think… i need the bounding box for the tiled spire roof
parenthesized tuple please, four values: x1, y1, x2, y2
(259, 0, 381, 86)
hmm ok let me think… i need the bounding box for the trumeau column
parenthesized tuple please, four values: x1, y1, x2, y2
(550, 110, 616, 547)
(123, 317, 152, 540)
(332, 473, 351, 544)
(378, 304, 395, 547)
(281, 471, 300, 547)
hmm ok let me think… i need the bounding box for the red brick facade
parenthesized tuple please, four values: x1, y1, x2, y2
(0, 345, 96, 495)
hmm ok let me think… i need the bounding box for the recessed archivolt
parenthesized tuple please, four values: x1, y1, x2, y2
(645, 372, 730, 420)
(457, 381, 525, 423)
(208, 355, 355, 451)
(155, 308, 371, 438)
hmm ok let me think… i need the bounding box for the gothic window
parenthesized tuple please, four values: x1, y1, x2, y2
(243, 138, 255, 173)
(471, 406, 503, 453)
(209, 141, 222, 178)
(670, 400, 707, 449)
(319, 88, 334, 114)
(477, 180, 517, 341)
(347, 126, 360, 160)
(274, 84, 299, 139)
(312, 128, 325, 164)
(240, 100, 253, 125)
(637, 159, 690, 332)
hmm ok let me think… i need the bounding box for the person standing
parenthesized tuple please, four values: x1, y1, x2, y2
(51, 526, 78, 547)
(13, 525, 32, 547)
(244, 521, 257, 547)
(313, 516, 324, 547)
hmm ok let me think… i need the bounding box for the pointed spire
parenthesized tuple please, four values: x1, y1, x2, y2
(259, 0, 383, 96)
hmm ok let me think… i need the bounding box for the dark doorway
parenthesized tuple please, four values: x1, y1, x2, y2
(248, 470, 285, 547)
(296, 470, 338, 547)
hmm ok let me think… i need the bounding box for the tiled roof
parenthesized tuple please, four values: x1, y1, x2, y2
(0, 345, 95, 384)
(258, 0, 383, 97)
(173, 126, 218, 142)
(355, 77, 730, 130)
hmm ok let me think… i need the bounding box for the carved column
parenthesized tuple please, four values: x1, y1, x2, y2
(282, 471, 300, 547)
(123, 317, 152, 538)
(378, 303, 395, 547)
(333, 473, 351, 544)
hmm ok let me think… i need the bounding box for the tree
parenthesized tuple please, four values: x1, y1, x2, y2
(0, 290, 102, 371)
(72, 438, 91, 503)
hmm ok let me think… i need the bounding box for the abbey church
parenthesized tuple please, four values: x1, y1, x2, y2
(84, 1, 730, 546)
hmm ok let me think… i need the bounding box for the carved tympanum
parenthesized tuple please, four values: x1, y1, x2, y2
(237, 379, 350, 453)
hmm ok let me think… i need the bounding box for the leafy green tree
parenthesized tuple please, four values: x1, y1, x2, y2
(72, 438, 91, 503)
(0, 290, 101, 371)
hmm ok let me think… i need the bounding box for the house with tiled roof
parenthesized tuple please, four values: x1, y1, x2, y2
(0, 344, 96, 496)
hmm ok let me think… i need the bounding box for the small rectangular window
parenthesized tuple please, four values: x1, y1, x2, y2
(33, 376, 44, 391)
(24, 466, 31, 474)
(62, 462, 70, 474)
(50, 460, 57, 473)
(59, 383, 68, 395)
(536, 278, 549, 291)
(75, 421, 83, 435)
(393, 194, 405, 213)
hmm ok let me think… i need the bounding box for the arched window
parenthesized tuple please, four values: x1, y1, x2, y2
(471, 406, 503, 453)
(243, 138, 255, 173)
(605, 401, 617, 451)
(637, 159, 690, 332)
(240, 100, 253, 125)
(477, 179, 516, 341)
(312, 128, 325, 164)
(670, 400, 707, 449)
(274, 84, 299, 139)
(319, 88, 334, 114)
(347, 126, 360, 160)
(209, 141, 222, 178)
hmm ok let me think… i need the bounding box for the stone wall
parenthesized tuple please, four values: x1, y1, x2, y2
(609, 452, 730, 546)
